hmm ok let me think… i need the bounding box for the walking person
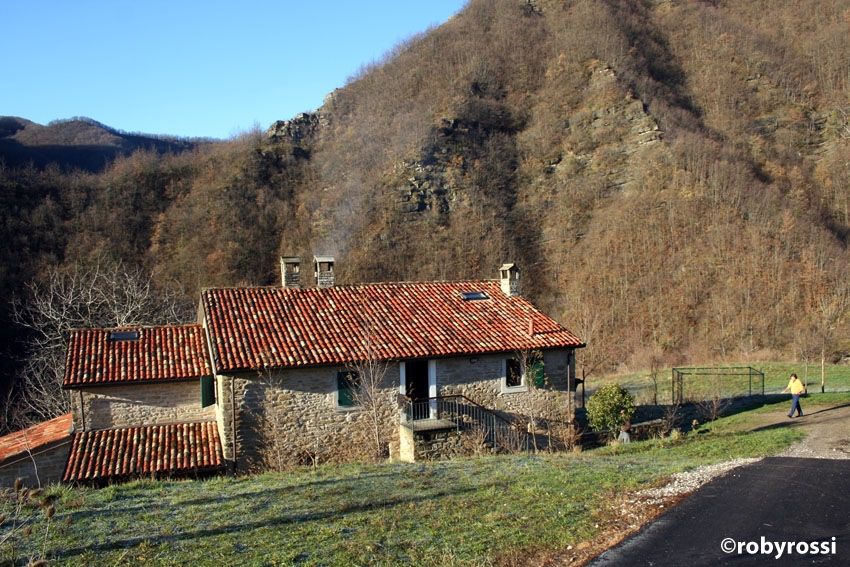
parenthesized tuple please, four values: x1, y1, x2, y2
(782, 373, 806, 418)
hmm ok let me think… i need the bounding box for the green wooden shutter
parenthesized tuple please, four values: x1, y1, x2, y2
(200, 376, 215, 407)
(531, 360, 545, 388)
(337, 371, 358, 407)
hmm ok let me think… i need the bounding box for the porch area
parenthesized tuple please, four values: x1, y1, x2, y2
(397, 395, 531, 462)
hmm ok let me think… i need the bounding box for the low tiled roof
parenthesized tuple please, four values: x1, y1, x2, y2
(63, 421, 223, 482)
(202, 280, 583, 372)
(0, 414, 73, 464)
(63, 324, 212, 388)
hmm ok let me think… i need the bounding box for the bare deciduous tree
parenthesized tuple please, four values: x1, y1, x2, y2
(695, 375, 730, 422)
(513, 348, 546, 453)
(345, 313, 393, 461)
(10, 259, 187, 428)
(813, 287, 849, 393)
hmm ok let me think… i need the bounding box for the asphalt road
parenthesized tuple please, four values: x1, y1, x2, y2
(589, 457, 849, 566)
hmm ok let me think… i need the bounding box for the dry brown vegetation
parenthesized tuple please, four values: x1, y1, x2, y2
(3, 0, 850, 428)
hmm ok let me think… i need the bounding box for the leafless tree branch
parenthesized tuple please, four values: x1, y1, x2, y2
(8, 258, 188, 429)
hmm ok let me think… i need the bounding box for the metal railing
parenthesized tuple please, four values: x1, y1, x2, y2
(400, 394, 530, 453)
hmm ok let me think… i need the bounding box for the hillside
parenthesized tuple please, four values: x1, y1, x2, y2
(3, 0, 850, 413)
(0, 116, 204, 172)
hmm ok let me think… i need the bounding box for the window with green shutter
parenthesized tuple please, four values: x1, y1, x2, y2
(200, 376, 215, 407)
(504, 353, 545, 390)
(337, 371, 360, 408)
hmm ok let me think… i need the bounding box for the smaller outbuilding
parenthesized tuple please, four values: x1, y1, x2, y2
(0, 413, 74, 487)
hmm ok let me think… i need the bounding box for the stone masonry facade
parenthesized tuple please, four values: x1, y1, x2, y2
(71, 380, 215, 431)
(215, 348, 576, 470)
(436, 349, 574, 421)
(215, 365, 401, 471)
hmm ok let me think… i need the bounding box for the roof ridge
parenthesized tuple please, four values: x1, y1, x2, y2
(68, 322, 202, 333)
(201, 279, 501, 293)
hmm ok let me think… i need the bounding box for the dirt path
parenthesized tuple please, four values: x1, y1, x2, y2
(744, 400, 850, 459)
(779, 402, 850, 458)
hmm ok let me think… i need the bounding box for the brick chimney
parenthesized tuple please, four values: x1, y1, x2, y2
(280, 256, 301, 289)
(314, 256, 335, 288)
(500, 263, 520, 296)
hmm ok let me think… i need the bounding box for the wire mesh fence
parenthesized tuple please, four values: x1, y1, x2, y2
(672, 367, 764, 404)
(583, 367, 767, 407)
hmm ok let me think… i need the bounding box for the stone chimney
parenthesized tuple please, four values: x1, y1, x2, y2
(314, 256, 335, 288)
(280, 256, 301, 289)
(500, 263, 520, 296)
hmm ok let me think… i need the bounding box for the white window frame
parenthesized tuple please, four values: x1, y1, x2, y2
(428, 359, 437, 418)
(500, 357, 528, 394)
(398, 360, 437, 418)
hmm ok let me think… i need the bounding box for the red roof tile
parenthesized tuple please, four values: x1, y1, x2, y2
(0, 414, 73, 463)
(63, 324, 212, 388)
(63, 421, 223, 482)
(202, 280, 584, 372)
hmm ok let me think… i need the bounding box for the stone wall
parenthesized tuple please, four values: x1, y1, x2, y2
(412, 429, 468, 461)
(217, 348, 576, 470)
(220, 365, 402, 472)
(72, 381, 214, 431)
(437, 349, 575, 423)
(0, 441, 71, 487)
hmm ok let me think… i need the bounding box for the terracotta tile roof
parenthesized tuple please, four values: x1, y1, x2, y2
(202, 280, 584, 372)
(63, 324, 212, 388)
(63, 421, 223, 482)
(0, 414, 73, 463)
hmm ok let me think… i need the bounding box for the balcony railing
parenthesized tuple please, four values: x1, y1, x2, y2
(400, 394, 530, 453)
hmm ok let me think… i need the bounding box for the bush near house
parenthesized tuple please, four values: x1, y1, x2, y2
(586, 384, 636, 440)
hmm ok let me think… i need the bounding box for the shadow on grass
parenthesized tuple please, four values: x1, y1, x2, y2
(44, 482, 491, 563)
(61, 469, 407, 522)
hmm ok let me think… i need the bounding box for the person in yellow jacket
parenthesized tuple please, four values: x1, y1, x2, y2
(781, 373, 806, 418)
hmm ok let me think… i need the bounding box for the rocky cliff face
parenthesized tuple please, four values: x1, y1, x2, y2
(267, 112, 325, 145)
(248, 0, 850, 367)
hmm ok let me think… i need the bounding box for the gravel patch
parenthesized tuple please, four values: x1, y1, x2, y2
(636, 458, 760, 504)
(780, 441, 850, 459)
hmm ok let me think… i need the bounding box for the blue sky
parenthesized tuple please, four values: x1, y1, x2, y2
(2, 1, 467, 139)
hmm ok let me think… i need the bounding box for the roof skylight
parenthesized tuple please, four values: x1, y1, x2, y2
(460, 291, 489, 301)
(108, 330, 140, 341)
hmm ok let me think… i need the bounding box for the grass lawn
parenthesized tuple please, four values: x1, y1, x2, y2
(587, 361, 850, 405)
(4, 395, 836, 567)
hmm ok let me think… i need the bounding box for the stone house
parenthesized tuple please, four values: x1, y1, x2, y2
(201, 259, 584, 470)
(0, 259, 584, 484)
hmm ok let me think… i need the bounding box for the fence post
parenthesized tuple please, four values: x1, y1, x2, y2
(749, 367, 752, 397)
(672, 369, 676, 404)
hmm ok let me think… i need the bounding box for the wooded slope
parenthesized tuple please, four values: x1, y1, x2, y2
(3, 0, 850, 378)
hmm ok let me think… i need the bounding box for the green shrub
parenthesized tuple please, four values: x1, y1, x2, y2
(586, 384, 636, 439)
